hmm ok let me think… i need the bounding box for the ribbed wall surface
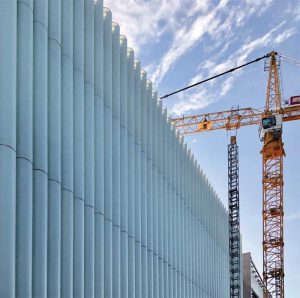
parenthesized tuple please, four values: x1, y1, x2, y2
(0, 0, 230, 297)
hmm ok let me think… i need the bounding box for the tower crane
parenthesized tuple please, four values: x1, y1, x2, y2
(166, 51, 300, 297)
(227, 134, 241, 297)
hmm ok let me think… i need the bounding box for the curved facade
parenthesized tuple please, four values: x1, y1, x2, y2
(0, 0, 229, 297)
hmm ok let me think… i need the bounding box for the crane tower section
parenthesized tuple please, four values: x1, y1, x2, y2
(228, 136, 241, 298)
(261, 51, 285, 297)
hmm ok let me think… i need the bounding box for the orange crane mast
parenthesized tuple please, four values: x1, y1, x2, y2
(172, 52, 300, 297)
(261, 52, 285, 297)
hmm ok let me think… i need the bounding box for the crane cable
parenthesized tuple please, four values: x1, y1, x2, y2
(278, 53, 300, 66)
(160, 52, 275, 100)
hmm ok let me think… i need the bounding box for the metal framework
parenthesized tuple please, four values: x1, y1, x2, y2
(261, 52, 285, 297)
(172, 105, 300, 135)
(228, 136, 241, 298)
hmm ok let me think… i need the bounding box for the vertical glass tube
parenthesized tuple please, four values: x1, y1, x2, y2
(127, 47, 135, 298)
(157, 100, 164, 298)
(103, 8, 113, 298)
(47, 0, 61, 295)
(84, 0, 95, 296)
(16, 0, 33, 296)
(134, 59, 142, 298)
(167, 118, 173, 298)
(61, 1, 74, 296)
(146, 81, 153, 298)
(73, 0, 85, 295)
(0, 1, 17, 296)
(112, 21, 121, 298)
(94, 1, 104, 297)
(152, 93, 159, 298)
(140, 70, 148, 298)
(162, 108, 168, 298)
(120, 34, 128, 298)
(32, 1, 48, 296)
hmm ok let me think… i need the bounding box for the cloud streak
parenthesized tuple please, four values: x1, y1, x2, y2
(151, 0, 230, 85)
(151, 0, 277, 86)
(170, 24, 296, 116)
(104, 0, 209, 53)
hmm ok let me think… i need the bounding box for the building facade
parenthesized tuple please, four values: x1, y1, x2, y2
(0, 0, 230, 297)
(243, 253, 265, 298)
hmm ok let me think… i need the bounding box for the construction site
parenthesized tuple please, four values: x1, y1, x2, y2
(0, 0, 299, 297)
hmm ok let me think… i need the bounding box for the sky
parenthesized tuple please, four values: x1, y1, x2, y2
(104, 0, 300, 295)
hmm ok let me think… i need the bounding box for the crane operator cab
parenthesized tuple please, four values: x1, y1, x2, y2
(259, 114, 283, 141)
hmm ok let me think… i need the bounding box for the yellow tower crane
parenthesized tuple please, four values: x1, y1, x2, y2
(168, 51, 300, 297)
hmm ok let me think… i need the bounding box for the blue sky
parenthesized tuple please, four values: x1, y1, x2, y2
(104, 0, 300, 295)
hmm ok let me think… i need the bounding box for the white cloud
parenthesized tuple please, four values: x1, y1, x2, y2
(103, 0, 278, 85)
(171, 88, 213, 116)
(296, 5, 300, 21)
(220, 76, 235, 97)
(170, 24, 295, 116)
(285, 2, 300, 23)
(238, 22, 285, 56)
(151, 0, 278, 86)
(103, 0, 209, 53)
(243, 0, 274, 15)
(151, 0, 230, 85)
(274, 27, 297, 44)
